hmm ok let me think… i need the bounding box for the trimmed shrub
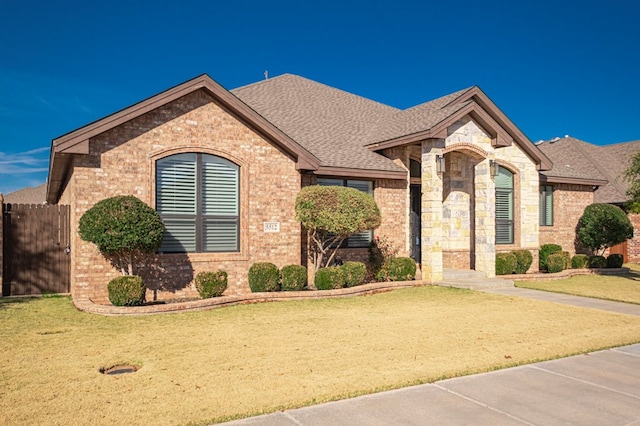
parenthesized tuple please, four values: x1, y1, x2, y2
(571, 254, 589, 269)
(248, 263, 280, 292)
(577, 203, 633, 255)
(547, 253, 566, 273)
(496, 252, 517, 275)
(560, 251, 571, 270)
(341, 261, 367, 287)
(539, 243, 562, 272)
(194, 270, 228, 298)
(588, 255, 607, 269)
(107, 275, 146, 306)
(281, 265, 307, 291)
(512, 250, 533, 274)
(606, 254, 624, 268)
(79, 195, 165, 275)
(387, 257, 417, 281)
(315, 267, 345, 290)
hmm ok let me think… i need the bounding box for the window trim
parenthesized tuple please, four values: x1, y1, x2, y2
(155, 151, 241, 254)
(495, 166, 514, 245)
(540, 184, 553, 226)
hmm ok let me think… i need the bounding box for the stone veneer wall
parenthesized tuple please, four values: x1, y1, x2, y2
(60, 90, 302, 302)
(539, 183, 594, 257)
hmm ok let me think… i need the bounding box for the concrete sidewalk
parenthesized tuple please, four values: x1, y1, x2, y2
(222, 290, 640, 425)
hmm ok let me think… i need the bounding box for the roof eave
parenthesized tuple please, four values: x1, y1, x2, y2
(47, 74, 320, 203)
(539, 174, 608, 187)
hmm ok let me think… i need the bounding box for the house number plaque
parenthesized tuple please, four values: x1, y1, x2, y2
(263, 222, 280, 233)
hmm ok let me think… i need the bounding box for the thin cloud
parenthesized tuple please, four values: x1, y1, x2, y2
(0, 147, 49, 174)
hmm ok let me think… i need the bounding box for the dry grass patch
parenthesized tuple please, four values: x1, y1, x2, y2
(516, 263, 640, 304)
(2, 287, 640, 425)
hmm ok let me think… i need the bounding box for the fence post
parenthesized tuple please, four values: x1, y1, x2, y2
(0, 193, 3, 295)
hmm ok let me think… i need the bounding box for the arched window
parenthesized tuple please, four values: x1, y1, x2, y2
(495, 166, 514, 245)
(156, 153, 239, 253)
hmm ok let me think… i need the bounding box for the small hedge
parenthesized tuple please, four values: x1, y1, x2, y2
(512, 250, 533, 274)
(560, 251, 571, 270)
(496, 252, 516, 275)
(547, 252, 567, 273)
(315, 267, 345, 290)
(248, 262, 280, 292)
(341, 261, 367, 287)
(194, 270, 228, 298)
(387, 257, 416, 281)
(571, 254, 589, 269)
(281, 265, 307, 291)
(540, 243, 562, 272)
(588, 255, 607, 268)
(107, 275, 146, 306)
(606, 254, 624, 268)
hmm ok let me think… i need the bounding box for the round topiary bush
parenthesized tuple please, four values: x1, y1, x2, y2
(577, 203, 633, 255)
(539, 244, 562, 272)
(387, 257, 417, 281)
(496, 252, 516, 275)
(512, 250, 533, 274)
(571, 254, 589, 269)
(314, 267, 345, 290)
(107, 275, 146, 306)
(194, 270, 228, 298)
(547, 253, 567, 273)
(589, 255, 607, 268)
(248, 263, 280, 292)
(606, 254, 624, 268)
(341, 261, 367, 287)
(281, 265, 307, 291)
(79, 195, 165, 276)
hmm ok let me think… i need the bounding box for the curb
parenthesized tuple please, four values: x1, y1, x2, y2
(73, 279, 429, 316)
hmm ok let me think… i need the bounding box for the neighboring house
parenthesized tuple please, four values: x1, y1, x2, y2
(537, 136, 640, 261)
(46, 73, 554, 302)
(3, 184, 47, 204)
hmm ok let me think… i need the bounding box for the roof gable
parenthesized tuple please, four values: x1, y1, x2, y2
(365, 86, 553, 171)
(47, 74, 320, 203)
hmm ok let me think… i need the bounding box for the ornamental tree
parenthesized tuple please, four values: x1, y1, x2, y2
(79, 195, 165, 276)
(576, 203, 633, 255)
(295, 185, 381, 275)
(623, 149, 640, 213)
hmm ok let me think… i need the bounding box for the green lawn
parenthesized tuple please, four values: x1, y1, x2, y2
(2, 286, 640, 425)
(516, 263, 640, 304)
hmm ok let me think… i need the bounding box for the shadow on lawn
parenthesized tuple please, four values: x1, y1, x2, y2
(0, 297, 36, 310)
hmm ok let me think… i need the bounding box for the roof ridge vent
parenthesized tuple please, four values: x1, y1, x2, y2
(549, 137, 561, 143)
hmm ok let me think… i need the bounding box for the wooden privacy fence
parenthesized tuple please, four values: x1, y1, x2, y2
(1, 203, 71, 296)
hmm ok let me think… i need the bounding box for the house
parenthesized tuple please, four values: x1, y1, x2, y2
(47, 73, 556, 302)
(537, 136, 640, 262)
(3, 184, 47, 204)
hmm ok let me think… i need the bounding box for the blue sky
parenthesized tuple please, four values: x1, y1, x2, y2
(1, 0, 639, 195)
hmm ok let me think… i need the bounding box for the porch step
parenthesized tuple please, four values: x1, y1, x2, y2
(440, 269, 514, 290)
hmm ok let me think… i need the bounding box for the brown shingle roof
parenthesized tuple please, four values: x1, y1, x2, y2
(232, 74, 405, 173)
(538, 136, 640, 204)
(4, 183, 47, 204)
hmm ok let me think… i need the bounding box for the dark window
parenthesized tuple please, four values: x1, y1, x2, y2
(317, 178, 374, 248)
(495, 166, 514, 245)
(156, 153, 239, 253)
(540, 185, 553, 226)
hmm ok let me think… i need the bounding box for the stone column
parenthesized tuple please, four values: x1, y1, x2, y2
(474, 158, 496, 277)
(421, 140, 444, 282)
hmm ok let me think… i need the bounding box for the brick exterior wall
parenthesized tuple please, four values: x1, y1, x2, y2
(61, 90, 302, 302)
(629, 214, 640, 262)
(539, 183, 594, 256)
